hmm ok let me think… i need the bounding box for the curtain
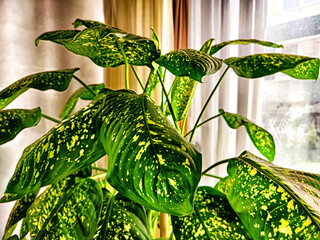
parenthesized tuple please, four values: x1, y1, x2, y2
(0, 0, 104, 233)
(188, 0, 268, 183)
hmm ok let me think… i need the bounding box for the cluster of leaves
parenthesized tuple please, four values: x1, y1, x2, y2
(1, 19, 320, 239)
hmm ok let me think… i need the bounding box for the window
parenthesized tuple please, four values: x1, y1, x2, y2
(261, 0, 320, 172)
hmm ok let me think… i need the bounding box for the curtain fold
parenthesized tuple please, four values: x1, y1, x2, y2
(173, 0, 189, 49)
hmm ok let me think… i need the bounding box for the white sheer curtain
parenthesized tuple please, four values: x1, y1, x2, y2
(188, 0, 267, 182)
(0, 0, 104, 234)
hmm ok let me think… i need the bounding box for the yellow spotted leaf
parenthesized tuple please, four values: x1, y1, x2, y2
(222, 151, 320, 239)
(95, 90, 202, 216)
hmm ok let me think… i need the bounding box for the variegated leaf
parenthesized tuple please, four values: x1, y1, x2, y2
(199, 38, 215, 54)
(1, 97, 106, 201)
(170, 76, 197, 121)
(282, 58, 320, 80)
(73, 18, 108, 28)
(224, 53, 319, 79)
(209, 39, 283, 55)
(24, 177, 102, 240)
(36, 20, 160, 68)
(60, 83, 105, 119)
(155, 49, 222, 82)
(0, 68, 78, 110)
(94, 190, 151, 240)
(219, 109, 275, 162)
(172, 186, 251, 239)
(222, 151, 320, 239)
(144, 64, 161, 98)
(0, 108, 42, 145)
(96, 90, 202, 216)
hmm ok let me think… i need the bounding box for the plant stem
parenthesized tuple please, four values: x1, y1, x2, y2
(73, 75, 97, 97)
(131, 65, 145, 91)
(90, 173, 107, 180)
(203, 173, 223, 180)
(189, 67, 230, 143)
(184, 113, 223, 138)
(157, 70, 179, 130)
(92, 166, 108, 172)
(41, 114, 60, 124)
(115, 38, 130, 89)
(202, 159, 230, 175)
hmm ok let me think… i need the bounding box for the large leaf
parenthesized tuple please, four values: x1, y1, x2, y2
(224, 53, 319, 79)
(219, 109, 275, 162)
(0, 68, 78, 110)
(155, 49, 222, 82)
(209, 39, 283, 55)
(0, 108, 42, 145)
(282, 58, 320, 80)
(24, 177, 102, 240)
(169, 76, 197, 121)
(36, 19, 160, 68)
(94, 189, 151, 240)
(95, 90, 202, 216)
(221, 151, 320, 239)
(172, 186, 251, 239)
(60, 83, 105, 119)
(1, 96, 106, 202)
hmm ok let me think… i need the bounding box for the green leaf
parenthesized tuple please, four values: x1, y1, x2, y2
(6, 235, 19, 240)
(25, 177, 102, 240)
(4, 192, 38, 237)
(1, 97, 106, 201)
(224, 53, 319, 79)
(223, 151, 320, 239)
(36, 20, 160, 68)
(209, 39, 283, 55)
(0, 68, 79, 110)
(169, 76, 197, 121)
(0, 108, 42, 145)
(155, 49, 222, 82)
(282, 58, 320, 80)
(219, 109, 275, 162)
(199, 38, 215, 54)
(60, 83, 105, 119)
(96, 90, 202, 216)
(73, 18, 108, 28)
(144, 65, 161, 98)
(172, 186, 252, 239)
(94, 190, 151, 240)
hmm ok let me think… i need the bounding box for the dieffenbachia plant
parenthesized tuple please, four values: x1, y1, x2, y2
(1, 18, 320, 239)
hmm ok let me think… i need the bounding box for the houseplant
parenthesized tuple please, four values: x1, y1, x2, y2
(1, 18, 320, 239)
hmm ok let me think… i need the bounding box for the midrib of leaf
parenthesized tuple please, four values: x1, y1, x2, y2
(239, 157, 320, 231)
(99, 192, 116, 239)
(34, 179, 86, 240)
(194, 204, 211, 239)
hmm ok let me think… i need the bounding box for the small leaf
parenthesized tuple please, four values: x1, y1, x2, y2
(1, 97, 106, 201)
(224, 53, 318, 79)
(170, 76, 197, 121)
(0, 68, 79, 110)
(25, 177, 103, 240)
(155, 49, 222, 82)
(219, 109, 275, 161)
(36, 20, 160, 68)
(282, 58, 320, 80)
(172, 186, 251, 239)
(4, 192, 38, 237)
(144, 64, 161, 98)
(60, 83, 105, 119)
(94, 190, 151, 240)
(223, 151, 320, 239)
(0, 108, 42, 145)
(96, 90, 202, 216)
(199, 38, 215, 54)
(210, 39, 283, 55)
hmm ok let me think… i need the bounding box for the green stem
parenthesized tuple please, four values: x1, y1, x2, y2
(189, 67, 230, 143)
(92, 166, 108, 172)
(41, 114, 60, 124)
(131, 65, 145, 91)
(115, 38, 129, 89)
(73, 75, 97, 97)
(90, 173, 107, 180)
(203, 173, 223, 180)
(184, 113, 223, 138)
(157, 70, 179, 130)
(202, 159, 230, 175)
(160, 69, 167, 112)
